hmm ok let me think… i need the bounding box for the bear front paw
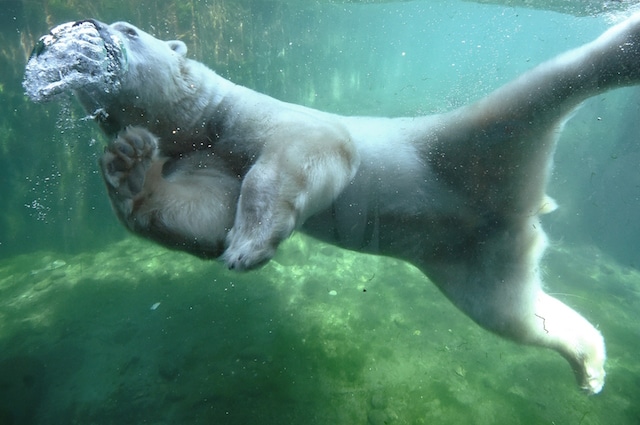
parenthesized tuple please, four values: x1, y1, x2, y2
(100, 126, 157, 199)
(222, 229, 276, 271)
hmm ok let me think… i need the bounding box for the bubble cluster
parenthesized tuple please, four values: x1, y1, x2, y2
(23, 21, 124, 103)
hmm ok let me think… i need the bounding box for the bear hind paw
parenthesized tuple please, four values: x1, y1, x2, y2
(101, 126, 157, 198)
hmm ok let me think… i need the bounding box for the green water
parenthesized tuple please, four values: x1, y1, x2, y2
(1, 0, 640, 423)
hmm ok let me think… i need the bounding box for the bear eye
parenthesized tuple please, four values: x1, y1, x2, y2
(114, 23, 138, 38)
(123, 27, 138, 38)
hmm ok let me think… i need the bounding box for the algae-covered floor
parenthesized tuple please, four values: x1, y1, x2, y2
(0, 234, 639, 424)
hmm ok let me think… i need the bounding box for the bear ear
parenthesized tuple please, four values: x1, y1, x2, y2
(167, 40, 187, 57)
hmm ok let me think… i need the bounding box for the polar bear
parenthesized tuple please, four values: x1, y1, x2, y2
(23, 15, 640, 394)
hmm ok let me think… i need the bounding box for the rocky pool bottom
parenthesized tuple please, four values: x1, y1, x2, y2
(0, 234, 638, 424)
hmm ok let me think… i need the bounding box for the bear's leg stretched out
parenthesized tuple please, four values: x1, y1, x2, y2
(100, 127, 241, 257)
(421, 215, 605, 394)
(408, 14, 640, 394)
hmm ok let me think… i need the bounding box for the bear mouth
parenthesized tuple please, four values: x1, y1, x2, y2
(23, 19, 127, 103)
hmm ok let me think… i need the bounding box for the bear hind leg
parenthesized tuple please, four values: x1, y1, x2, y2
(427, 219, 605, 394)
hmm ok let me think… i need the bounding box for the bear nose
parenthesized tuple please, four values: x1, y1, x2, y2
(73, 19, 104, 30)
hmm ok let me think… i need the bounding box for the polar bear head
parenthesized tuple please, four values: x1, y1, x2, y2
(24, 20, 196, 135)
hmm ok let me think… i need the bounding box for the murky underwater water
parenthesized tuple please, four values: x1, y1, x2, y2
(1, 1, 640, 423)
